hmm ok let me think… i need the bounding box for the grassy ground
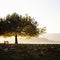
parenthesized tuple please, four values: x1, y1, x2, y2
(0, 44, 60, 60)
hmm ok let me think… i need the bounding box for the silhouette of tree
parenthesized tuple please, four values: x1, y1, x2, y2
(0, 12, 46, 44)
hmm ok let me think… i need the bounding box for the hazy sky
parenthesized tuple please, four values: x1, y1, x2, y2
(0, 0, 60, 33)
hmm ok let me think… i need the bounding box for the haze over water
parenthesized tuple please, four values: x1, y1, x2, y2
(0, 33, 60, 44)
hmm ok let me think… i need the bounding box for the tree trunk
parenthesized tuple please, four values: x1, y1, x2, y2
(15, 34, 18, 44)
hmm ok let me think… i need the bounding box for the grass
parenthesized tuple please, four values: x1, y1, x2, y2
(0, 44, 60, 60)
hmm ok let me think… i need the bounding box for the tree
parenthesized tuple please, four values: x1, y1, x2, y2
(0, 12, 46, 44)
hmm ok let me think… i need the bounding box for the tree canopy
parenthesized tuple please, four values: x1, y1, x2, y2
(0, 12, 46, 37)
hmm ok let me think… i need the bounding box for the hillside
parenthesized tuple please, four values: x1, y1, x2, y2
(0, 44, 60, 60)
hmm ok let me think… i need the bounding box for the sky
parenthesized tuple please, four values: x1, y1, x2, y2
(0, 0, 60, 33)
